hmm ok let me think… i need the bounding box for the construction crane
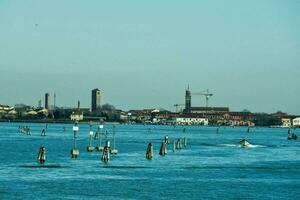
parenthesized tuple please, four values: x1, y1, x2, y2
(173, 104, 184, 113)
(192, 89, 213, 110)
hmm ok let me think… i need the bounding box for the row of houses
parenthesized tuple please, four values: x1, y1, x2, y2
(281, 118, 300, 127)
(124, 109, 300, 127)
(0, 105, 17, 115)
(2, 103, 300, 127)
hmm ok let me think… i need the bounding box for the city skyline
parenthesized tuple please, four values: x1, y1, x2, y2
(1, 86, 298, 115)
(0, 0, 300, 114)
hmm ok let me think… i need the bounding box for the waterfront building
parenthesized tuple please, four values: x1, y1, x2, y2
(37, 108, 48, 115)
(183, 86, 228, 114)
(45, 93, 50, 110)
(292, 117, 300, 127)
(71, 101, 84, 121)
(173, 115, 208, 125)
(128, 109, 159, 122)
(281, 118, 291, 127)
(0, 105, 15, 113)
(190, 107, 229, 114)
(70, 111, 84, 121)
(26, 110, 38, 115)
(91, 88, 101, 112)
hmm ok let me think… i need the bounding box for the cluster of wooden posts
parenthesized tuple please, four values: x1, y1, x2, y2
(36, 121, 118, 165)
(146, 134, 187, 160)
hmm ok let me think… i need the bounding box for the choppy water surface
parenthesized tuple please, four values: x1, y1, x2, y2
(0, 123, 299, 199)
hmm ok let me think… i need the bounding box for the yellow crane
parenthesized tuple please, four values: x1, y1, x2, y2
(192, 89, 213, 110)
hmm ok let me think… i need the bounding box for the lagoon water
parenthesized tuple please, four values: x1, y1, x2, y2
(0, 122, 299, 199)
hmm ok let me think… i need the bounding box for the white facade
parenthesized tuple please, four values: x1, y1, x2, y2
(281, 118, 291, 128)
(174, 117, 208, 125)
(0, 105, 15, 113)
(70, 112, 84, 121)
(293, 117, 300, 127)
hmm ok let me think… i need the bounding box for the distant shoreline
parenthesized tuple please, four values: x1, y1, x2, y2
(0, 119, 74, 124)
(0, 119, 122, 125)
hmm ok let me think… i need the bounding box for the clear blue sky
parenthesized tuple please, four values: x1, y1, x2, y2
(0, 0, 300, 114)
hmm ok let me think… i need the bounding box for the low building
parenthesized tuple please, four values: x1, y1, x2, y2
(152, 111, 179, 124)
(0, 105, 15, 113)
(173, 115, 208, 125)
(128, 109, 160, 122)
(281, 118, 291, 127)
(293, 117, 300, 127)
(187, 107, 229, 114)
(26, 110, 38, 115)
(70, 110, 84, 121)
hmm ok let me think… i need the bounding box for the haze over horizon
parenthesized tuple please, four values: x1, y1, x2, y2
(0, 0, 299, 114)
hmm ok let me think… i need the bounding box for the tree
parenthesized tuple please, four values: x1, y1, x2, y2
(101, 104, 115, 111)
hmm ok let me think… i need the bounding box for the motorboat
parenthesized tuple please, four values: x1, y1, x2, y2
(239, 139, 251, 147)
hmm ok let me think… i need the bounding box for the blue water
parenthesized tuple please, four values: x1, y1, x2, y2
(0, 123, 299, 200)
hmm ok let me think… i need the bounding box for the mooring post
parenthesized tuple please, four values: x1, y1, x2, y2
(87, 121, 94, 152)
(110, 124, 118, 155)
(173, 140, 176, 152)
(102, 140, 110, 162)
(164, 135, 169, 144)
(96, 120, 104, 151)
(146, 143, 154, 160)
(183, 137, 187, 148)
(180, 138, 183, 149)
(41, 128, 46, 136)
(159, 141, 167, 156)
(71, 121, 79, 158)
(176, 138, 181, 150)
(37, 146, 46, 164)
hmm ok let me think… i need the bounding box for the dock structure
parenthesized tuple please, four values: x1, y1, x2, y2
(102, 140, 110, 162)
(146, 143, 153, 160)
(70, 121, 80, 158)
(87, 121, 94, 152)
(95, 120, 104, 151)
(37, 146, 46, 164)
(110, 125, 118, 155)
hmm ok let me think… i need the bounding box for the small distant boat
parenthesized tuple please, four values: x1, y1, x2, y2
(239, 139, 251, 147)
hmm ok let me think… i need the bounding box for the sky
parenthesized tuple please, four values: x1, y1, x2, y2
(0, 0, 300, 114)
